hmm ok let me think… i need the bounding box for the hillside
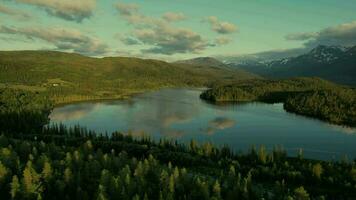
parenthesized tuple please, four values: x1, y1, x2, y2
(0, 51, 258, 104)
(228, 45, 356, 86)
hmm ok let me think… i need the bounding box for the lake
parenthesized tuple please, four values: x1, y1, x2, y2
(50, 88, 356, 160)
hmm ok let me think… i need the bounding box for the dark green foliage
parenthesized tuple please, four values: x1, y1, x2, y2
(0, 124, 355, 199)
(0, 89, 52, 134)
(284, 89, 356, 126)
(200, 77, 336, 102)
(201, 78, 356, 126)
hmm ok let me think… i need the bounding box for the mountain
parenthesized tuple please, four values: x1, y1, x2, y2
(0, 51, 258, 104)
(175, 57, 229, 68)
(216, 48, 307, 65)
(267, 45, 348, 67)
(229, 45, 356, 85)
(174, 56, 257, 78)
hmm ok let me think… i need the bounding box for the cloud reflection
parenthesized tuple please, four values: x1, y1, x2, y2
(203, 117, 236, 135)
(209, 117, 235, 129)
(50, 103, 99, 121)
(326, 124, 356, 135)
(126, 89, 200, 138)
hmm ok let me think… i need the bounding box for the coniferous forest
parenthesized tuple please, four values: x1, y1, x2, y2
(200, 78, 356, 127)
(0, 88, 356, 200)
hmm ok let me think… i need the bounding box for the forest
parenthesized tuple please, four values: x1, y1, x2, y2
(0, 87, 356, 199)
(200, 78, 356, 127)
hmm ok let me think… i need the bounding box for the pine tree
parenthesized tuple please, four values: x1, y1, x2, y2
(173, 167, 179, 180)
(42, 161, 52, 182)
(312, 163, 323, 179)
(190, 140, 198, 153)
(212, 180, 221, 199)
(96, 184, 108, 200)
(294, 186, 310, 200)
(229, 165, 236, 177)
(258, 145, 267, 164)
(10, 175, 20, 199)
(0, 161, 8, 184)
(22, 161, 42, 198)
(350, 167, 356, 181)
(202, 142, 213, 157)
(64, 167, 72, 184)
(99, 170, 110, 187)
(169, 175, 175, 193)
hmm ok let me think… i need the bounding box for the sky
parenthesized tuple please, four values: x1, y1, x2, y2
(0, 0, 356, 60)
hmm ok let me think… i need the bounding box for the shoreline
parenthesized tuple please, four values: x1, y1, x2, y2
(201, 97, 356, 128)
(52, 91, 141, 108)
(51, 86, 208, 107)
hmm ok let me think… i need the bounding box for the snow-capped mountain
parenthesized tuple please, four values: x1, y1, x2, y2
(308, 45, 347, 63)
(265, 45, 349, 67)
(226, 45, 356, 85)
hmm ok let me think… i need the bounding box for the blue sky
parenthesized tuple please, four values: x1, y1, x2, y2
(0, 0, 355, 60)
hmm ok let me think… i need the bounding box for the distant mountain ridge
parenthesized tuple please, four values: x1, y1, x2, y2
(216, 48, 307, 65)
(226, 45, 356, 85)
(174, 57, 228, 68)
(174, 56, 259, 78)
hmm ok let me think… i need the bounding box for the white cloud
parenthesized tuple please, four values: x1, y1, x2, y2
(15, 0, 97, 22)
(121, 36, 142, 45)
(206, 16, 238, 34)
(285, 21, 356, 47)
(0, 25, 109, 56)
(115, 2, 210, 55)
(162, 12, 186, 22)
(115, 2, 139, 17)
(135, 25, 209, 55)
(214, 36, 232, 46)
(285, 32, 318, 41)
(0, 4, 32, 20)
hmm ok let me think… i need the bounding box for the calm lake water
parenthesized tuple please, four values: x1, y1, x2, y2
(50, 88, 356, 160)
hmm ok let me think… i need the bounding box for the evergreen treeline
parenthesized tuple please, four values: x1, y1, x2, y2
(200, 78, 356, 126)
(284, 89, 356, 126)
(0, 89, 52, 134)
(1, 124, 356, 200)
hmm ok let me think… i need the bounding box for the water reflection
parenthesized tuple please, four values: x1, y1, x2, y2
(124, 89, 200, 136)
(202, 117, 236, 135)
(50, 88, 356, 160)
(209, 117, 236, 129)
(50, 103, 99, 121)
(326, 124, 356, 135)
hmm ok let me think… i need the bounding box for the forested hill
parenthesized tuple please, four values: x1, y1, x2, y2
(0, 51, 258, 104)
(200, 78, 356, 127)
